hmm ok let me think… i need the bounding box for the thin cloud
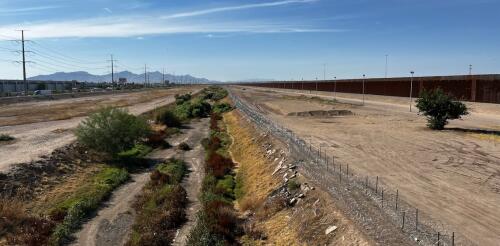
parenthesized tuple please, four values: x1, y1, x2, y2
(0, 15, 342, 39)
(103, 8, 113, 14)
(161, 0, 318, 19)
(0, 5, 60, 14)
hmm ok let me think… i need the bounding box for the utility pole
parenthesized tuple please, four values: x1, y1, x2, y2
(16, 30, 28, 95)
(323, 63, 326, 81)
(107, 55, 117, 89)
(469, 64, 472, 75)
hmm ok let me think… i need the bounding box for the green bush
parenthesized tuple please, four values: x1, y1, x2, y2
(216, 175, 235, 197)
(117, 144, 152, 159)
(156, 159, 188, 184)
(76, 107, 151, 156)
(175, 94, 192, 105)
(156, 109, 182, 128)
(212, 102, 233, 114)
(202, 86, 228, 102)
(287, 180, 301, 191)
(416, 89, 468, 130)
(0, 134, 14, 142)
(49, 167, 129, 245)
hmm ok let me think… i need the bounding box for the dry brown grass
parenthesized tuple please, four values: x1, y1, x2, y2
(224, 111, 281, 211)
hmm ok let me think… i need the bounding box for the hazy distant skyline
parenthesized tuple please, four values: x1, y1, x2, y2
(0, 0, 499, 81)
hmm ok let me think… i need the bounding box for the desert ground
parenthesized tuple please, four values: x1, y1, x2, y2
(0, 87, 202, 171)
(231, 86, 500, 246)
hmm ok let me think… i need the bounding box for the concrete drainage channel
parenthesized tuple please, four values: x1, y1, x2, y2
(71, 118, 209, 246)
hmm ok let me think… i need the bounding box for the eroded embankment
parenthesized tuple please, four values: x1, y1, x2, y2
(224, 110, 372, 245)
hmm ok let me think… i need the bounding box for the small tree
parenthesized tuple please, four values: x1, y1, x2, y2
(416, 88, 468, 130)
(76, 107, 151, 156)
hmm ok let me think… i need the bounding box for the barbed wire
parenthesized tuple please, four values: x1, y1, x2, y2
(227, 88, 475, 246)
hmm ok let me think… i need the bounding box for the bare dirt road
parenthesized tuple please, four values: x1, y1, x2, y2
(0, 87, 202, 172)
(72, 118, 209, 246)
(231, 86, 500, 246)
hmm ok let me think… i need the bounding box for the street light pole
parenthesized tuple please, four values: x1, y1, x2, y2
(362, 74, 366, 106)
(409, 71, 415, 112)
(385, 55, 388, 78)
(333, 76, 337, 100)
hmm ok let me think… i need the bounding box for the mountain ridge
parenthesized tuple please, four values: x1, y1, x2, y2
(28, 71, 217, 83)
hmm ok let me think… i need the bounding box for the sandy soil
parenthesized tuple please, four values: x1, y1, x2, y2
(72, 119, 209, 246)
(0, 87, 202, 172)
(231, 86, 500, 246)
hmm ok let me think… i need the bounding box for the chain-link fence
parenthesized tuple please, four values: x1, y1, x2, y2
(228, 88, 474, 246)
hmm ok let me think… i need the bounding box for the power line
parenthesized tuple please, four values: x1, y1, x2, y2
(29, 40, 106, 64)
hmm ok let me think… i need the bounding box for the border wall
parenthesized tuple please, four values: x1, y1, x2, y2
(242, 74, 500, 104)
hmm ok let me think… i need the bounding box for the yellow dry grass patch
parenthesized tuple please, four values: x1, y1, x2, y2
(469, 133, 500, 143)
(224, 111, 281, 211)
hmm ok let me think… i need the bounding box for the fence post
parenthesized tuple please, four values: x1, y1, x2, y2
(365, 176, 368, 193)
(381, 189, 384, 208)
(339, 164, 342, 183)
(452, 232, 454, 246)
(402, 211, 405, 231)
(332, 156, 335, 172)
(395, 189, 399, 211)
(346, 164, 349, 183)
(375, 176, 379, 194)
(416, 209, 419, 232)
(437, 232, 440, 246)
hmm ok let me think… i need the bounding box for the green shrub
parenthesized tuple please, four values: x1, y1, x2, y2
(212, 102, 233, 114)
(216, 175, 235, 197)
(156, 109, 182, 127)
(416, 88, 468, 130)
(117, 144, 152, 159)
(0, 134, 14, 142)
(156, 159, 188, 184)
(175, 94, 192, 105)
(76, 107, 151, 156)
(234, 174, 245, 200)
(178, 142, 191, 151)
(49, 167, 129, 245)
(287, 180, 301, 191)
(202, 86, 228, 102)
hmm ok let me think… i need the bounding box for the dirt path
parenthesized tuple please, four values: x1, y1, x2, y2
(231, 86, 500, 245)
(172, 119, 209, 245)
(0, 87, 202, 172)
(71, 119, 209, 246)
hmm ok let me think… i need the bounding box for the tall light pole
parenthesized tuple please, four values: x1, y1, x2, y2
(385, 55, 388, 78)
(469, 64, 472, 75)
(333, 76, 337, 100)
(362, 74, 366, 105)
(409, 71, 415, 112)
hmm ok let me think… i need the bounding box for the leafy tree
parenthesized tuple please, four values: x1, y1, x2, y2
(76, 107, 151, 156)
(175, 94, 192, 105)
(416, 88, 468, 130)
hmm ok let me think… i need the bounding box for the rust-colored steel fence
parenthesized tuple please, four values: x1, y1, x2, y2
(241, 74, 500, 104)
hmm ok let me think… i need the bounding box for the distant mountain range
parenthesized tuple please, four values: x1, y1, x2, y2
(28, 71, 217, 84)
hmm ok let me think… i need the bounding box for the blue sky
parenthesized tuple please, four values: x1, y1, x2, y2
(0, 0, 499, 81)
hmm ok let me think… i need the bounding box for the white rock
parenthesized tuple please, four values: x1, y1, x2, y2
(325, 225, 338, 235)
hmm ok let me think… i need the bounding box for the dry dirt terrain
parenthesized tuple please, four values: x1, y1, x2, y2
(231, 86, 500, 246)
(0, 87, 202, 172)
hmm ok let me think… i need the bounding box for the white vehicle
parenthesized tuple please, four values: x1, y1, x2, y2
(33, 90, 52, 96)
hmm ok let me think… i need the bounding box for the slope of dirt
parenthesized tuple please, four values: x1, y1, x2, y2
(232, 86, 500, 245)
(72, 119, 209, 246)
(0, 86, 202, 172)
(224, 111, 372, 245)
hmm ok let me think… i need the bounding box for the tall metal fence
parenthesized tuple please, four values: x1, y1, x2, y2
(228, 88, 474, 246)
(242, 74, 500, 104)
